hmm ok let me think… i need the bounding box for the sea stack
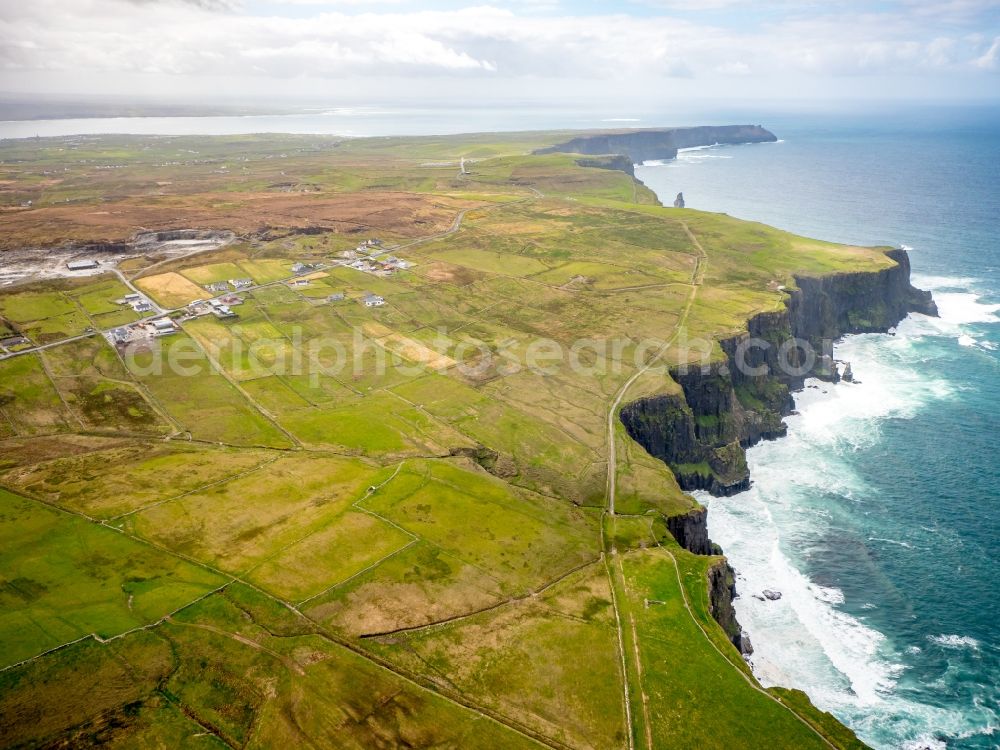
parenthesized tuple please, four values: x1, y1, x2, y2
(674, 192, 685, 208)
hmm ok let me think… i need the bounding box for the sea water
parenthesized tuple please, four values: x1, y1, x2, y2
(637, 107, 1000, 749)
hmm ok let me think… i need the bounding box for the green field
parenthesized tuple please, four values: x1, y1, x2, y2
(0, 130, 881, 749)
(0, 488, 225, 669)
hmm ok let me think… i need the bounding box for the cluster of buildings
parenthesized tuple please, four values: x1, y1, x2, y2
(292, 261, 320, 275)
(107, 316, 179, 346)
(204, 278, 253, 293)
(117, 292, 154, 314)
(186, 295, 243, 319)
(345, 255, 412, 277)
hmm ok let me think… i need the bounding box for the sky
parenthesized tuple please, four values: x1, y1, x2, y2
(0, 0, 998, 107)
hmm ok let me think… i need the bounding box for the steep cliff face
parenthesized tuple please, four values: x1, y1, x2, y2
(621, 247, 936, 499)
(535, 125, 777, 164)
(625, 247, 934, 663)
(665, 506, 714, 555)
(573, 154, 636, 177)
(708, 559, 747, 654)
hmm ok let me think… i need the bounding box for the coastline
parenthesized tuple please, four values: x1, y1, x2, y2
(630, 137, 1000, 749)
(696, 278, 1000, 749)
(622, 157, 944, 746)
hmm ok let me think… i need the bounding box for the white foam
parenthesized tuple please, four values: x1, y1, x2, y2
(700, 315, 990, 746)
(868, 537, 914, 549)
(704, 492, 900, 707)
(958, 334, 977, 346)
(677, 143, 720, 152)
(901, 738, 946, 750)
(933, 292, 1000, 325)
(911, 274, 980, 291)
(929, 634, 981, 650)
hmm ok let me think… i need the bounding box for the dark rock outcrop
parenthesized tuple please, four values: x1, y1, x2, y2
(621, 247, 936, 497)
(708, 559, 746, 653)
(574, 154, 635, 177)
(673, 192, 685, 208)
(665, 506, 712, 556)
(133, 229, 232, 247)
(449, 444, 517, 478)
(78, 241, 131, 255)
(536, 125, 777, 164)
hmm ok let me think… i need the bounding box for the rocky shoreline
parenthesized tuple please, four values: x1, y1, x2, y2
(622, 247, 937, 654)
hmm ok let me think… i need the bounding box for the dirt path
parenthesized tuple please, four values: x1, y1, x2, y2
(660, 546, 838, 749)
(601, 218, 837, 749)
(600, 219, 708, 750)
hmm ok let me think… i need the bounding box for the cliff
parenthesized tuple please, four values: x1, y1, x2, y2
(621, 247, 937, 498)
(626, 246, 935, 666)
(535, 125, 777, 164)
(708, 559, 746, 653)
(572, 154, 635, 177)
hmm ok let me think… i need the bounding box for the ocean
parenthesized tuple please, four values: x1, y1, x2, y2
(4, 103, 997, 748)
(637, 108, 1000, 749)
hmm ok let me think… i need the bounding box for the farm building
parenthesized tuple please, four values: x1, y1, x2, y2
(205, 282, 230, 293)
(229, 278, 253, 289)
(361, 293, 385, 307)
(208, 299, 237, 318)
(66, 259, 99, 271)
(151, 318, 178, 336)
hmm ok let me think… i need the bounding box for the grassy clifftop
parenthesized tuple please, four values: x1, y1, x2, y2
(0, 130, 876, 749)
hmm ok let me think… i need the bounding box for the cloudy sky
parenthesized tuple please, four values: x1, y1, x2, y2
(1, 0, 998, 106)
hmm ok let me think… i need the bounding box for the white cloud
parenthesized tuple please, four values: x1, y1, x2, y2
(974, 36, 1000, 69)
(0, 0, 996, 100)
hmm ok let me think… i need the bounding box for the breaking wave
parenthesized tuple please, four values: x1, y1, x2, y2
(701, 272, 999, 748)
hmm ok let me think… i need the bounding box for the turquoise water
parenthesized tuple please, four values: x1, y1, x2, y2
(638, 108, 1000, 749)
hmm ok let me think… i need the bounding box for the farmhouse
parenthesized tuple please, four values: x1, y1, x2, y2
(0, 335, 30, 349)
(328, 292, 345, 302)
(205, 282, 230, 293)
(133, 301, 153, 313)
(361, 293, 385, 307)
(291, 262, 314, 275)
(229, 278, 253, 289)
(66, 259, 99, 271)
